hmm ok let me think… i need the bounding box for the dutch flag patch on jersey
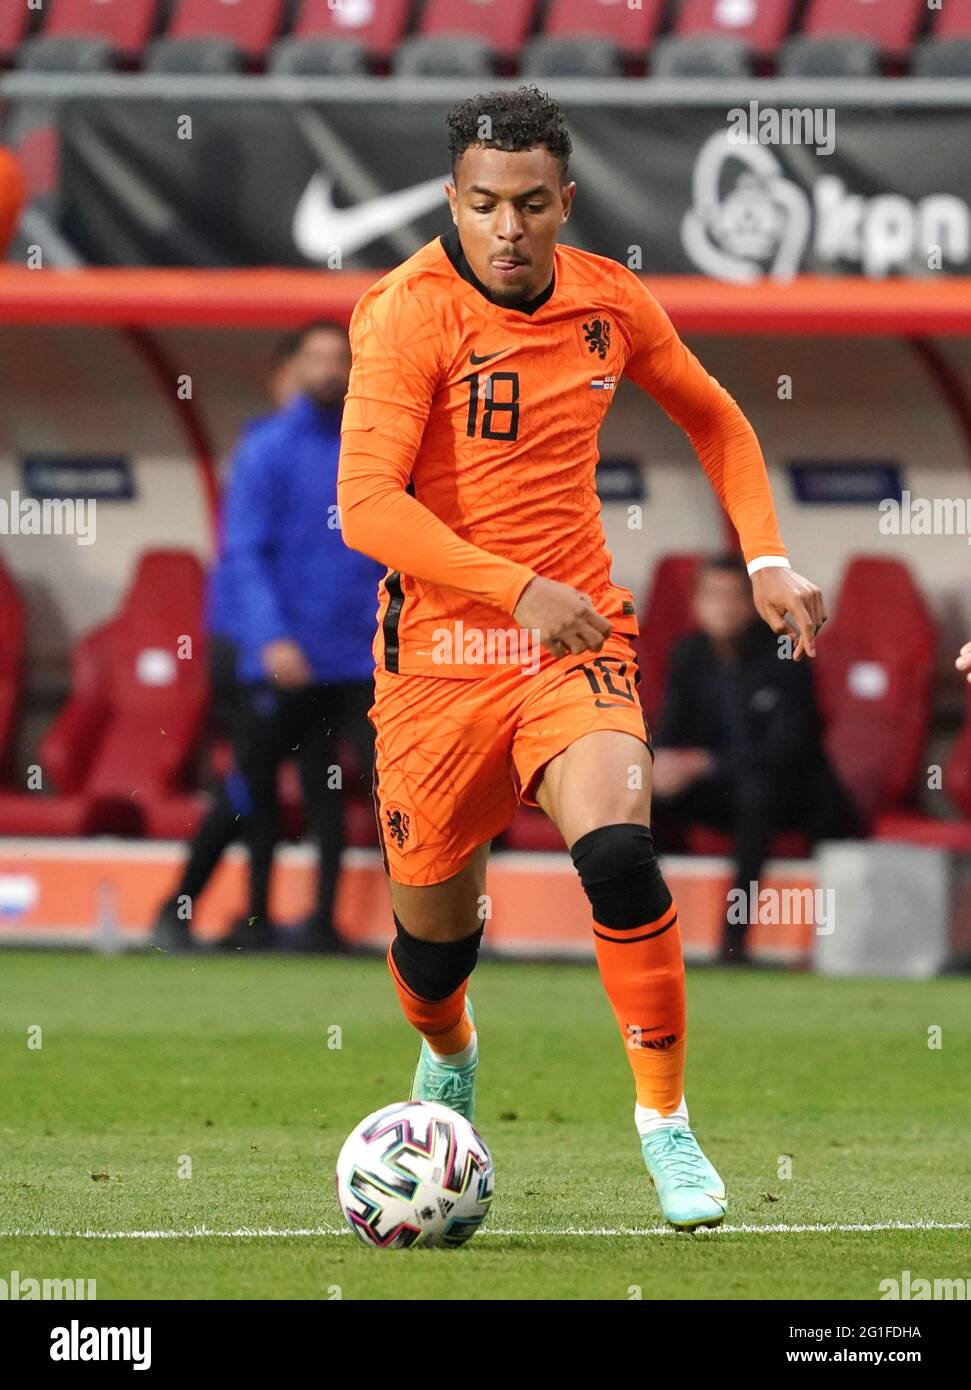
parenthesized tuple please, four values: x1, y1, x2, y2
(590, 376, 617, 391)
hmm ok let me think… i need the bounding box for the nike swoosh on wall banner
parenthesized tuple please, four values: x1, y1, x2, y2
(293, 174, 448, 261)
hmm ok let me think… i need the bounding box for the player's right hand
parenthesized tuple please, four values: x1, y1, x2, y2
(262, 638, 313, 688)
(513, 577, 611, 658)
(956, 642, 971, 683)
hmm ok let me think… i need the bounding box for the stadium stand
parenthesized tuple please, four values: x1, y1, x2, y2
(0, 0, 968, 73)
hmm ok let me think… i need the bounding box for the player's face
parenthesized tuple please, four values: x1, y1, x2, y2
(447, 146, 575, 307)
(292, 329, 352, 409)
(694, 569, 754, 643)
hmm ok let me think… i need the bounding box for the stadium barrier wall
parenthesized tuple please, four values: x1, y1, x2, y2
(0, 839, 816, 965)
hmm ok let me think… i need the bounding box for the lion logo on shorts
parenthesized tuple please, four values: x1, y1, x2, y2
(385, 803, 411, 850)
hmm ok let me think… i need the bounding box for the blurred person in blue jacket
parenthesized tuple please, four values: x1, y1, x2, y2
(154, 322, 383, 953)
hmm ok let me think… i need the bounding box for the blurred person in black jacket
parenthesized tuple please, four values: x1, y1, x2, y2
(651, 554, 856, 964)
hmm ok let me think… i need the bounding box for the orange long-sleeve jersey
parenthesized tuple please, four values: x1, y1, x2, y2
(338, 228, 786, 678)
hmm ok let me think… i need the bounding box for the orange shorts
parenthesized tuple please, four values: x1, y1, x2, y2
(369, 631, 651, 886)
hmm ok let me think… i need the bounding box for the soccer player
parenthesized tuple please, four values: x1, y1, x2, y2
(337, 88, 826, 1229)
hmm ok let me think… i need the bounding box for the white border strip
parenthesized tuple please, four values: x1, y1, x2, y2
(1, 1221, 966, 1240)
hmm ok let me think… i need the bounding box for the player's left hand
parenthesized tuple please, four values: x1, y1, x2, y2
(751, 567, 827, 662)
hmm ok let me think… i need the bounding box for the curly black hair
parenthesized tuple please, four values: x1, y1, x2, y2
(446, 86, 572, 179)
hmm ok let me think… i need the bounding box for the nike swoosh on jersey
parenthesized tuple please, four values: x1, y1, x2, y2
(469, 349, 508, 365)
(293, 173, 448, 261)
(594, 699, 634, 709)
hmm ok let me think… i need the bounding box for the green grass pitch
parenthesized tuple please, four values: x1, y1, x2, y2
(1, 949, 969, 1300)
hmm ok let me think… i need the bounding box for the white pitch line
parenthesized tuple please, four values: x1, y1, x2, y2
(0, 1220, 968, 1240)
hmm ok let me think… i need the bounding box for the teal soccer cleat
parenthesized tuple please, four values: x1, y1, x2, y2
(410, 998, 477, 1122)
(640, 1126, 727, 1230)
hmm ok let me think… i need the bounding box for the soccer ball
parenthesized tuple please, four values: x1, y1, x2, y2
(335, 1100, 495, 1249)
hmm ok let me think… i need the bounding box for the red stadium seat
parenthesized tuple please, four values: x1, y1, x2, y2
(934, 0, 971, 38)
(543, 0, 664, 57)
(0, 3, 34, 60)
(83, 551, 208, 832)
(0, 555, 25, 782)
(0, 552, 208, 838)
(813, 557, 936, 827)
(292, 0, 411, 60)
(40, 0, 160, 59)
(673, 0, 797, 58)
(633, 553, 704, 731)
(419, 0, 536, 58)
(163, 0, 286, 57)
(801, 0, 924, 61)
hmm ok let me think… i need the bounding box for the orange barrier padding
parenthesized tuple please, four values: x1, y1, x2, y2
(2, 268, 971, 334)
(0, 841, 815, 964)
